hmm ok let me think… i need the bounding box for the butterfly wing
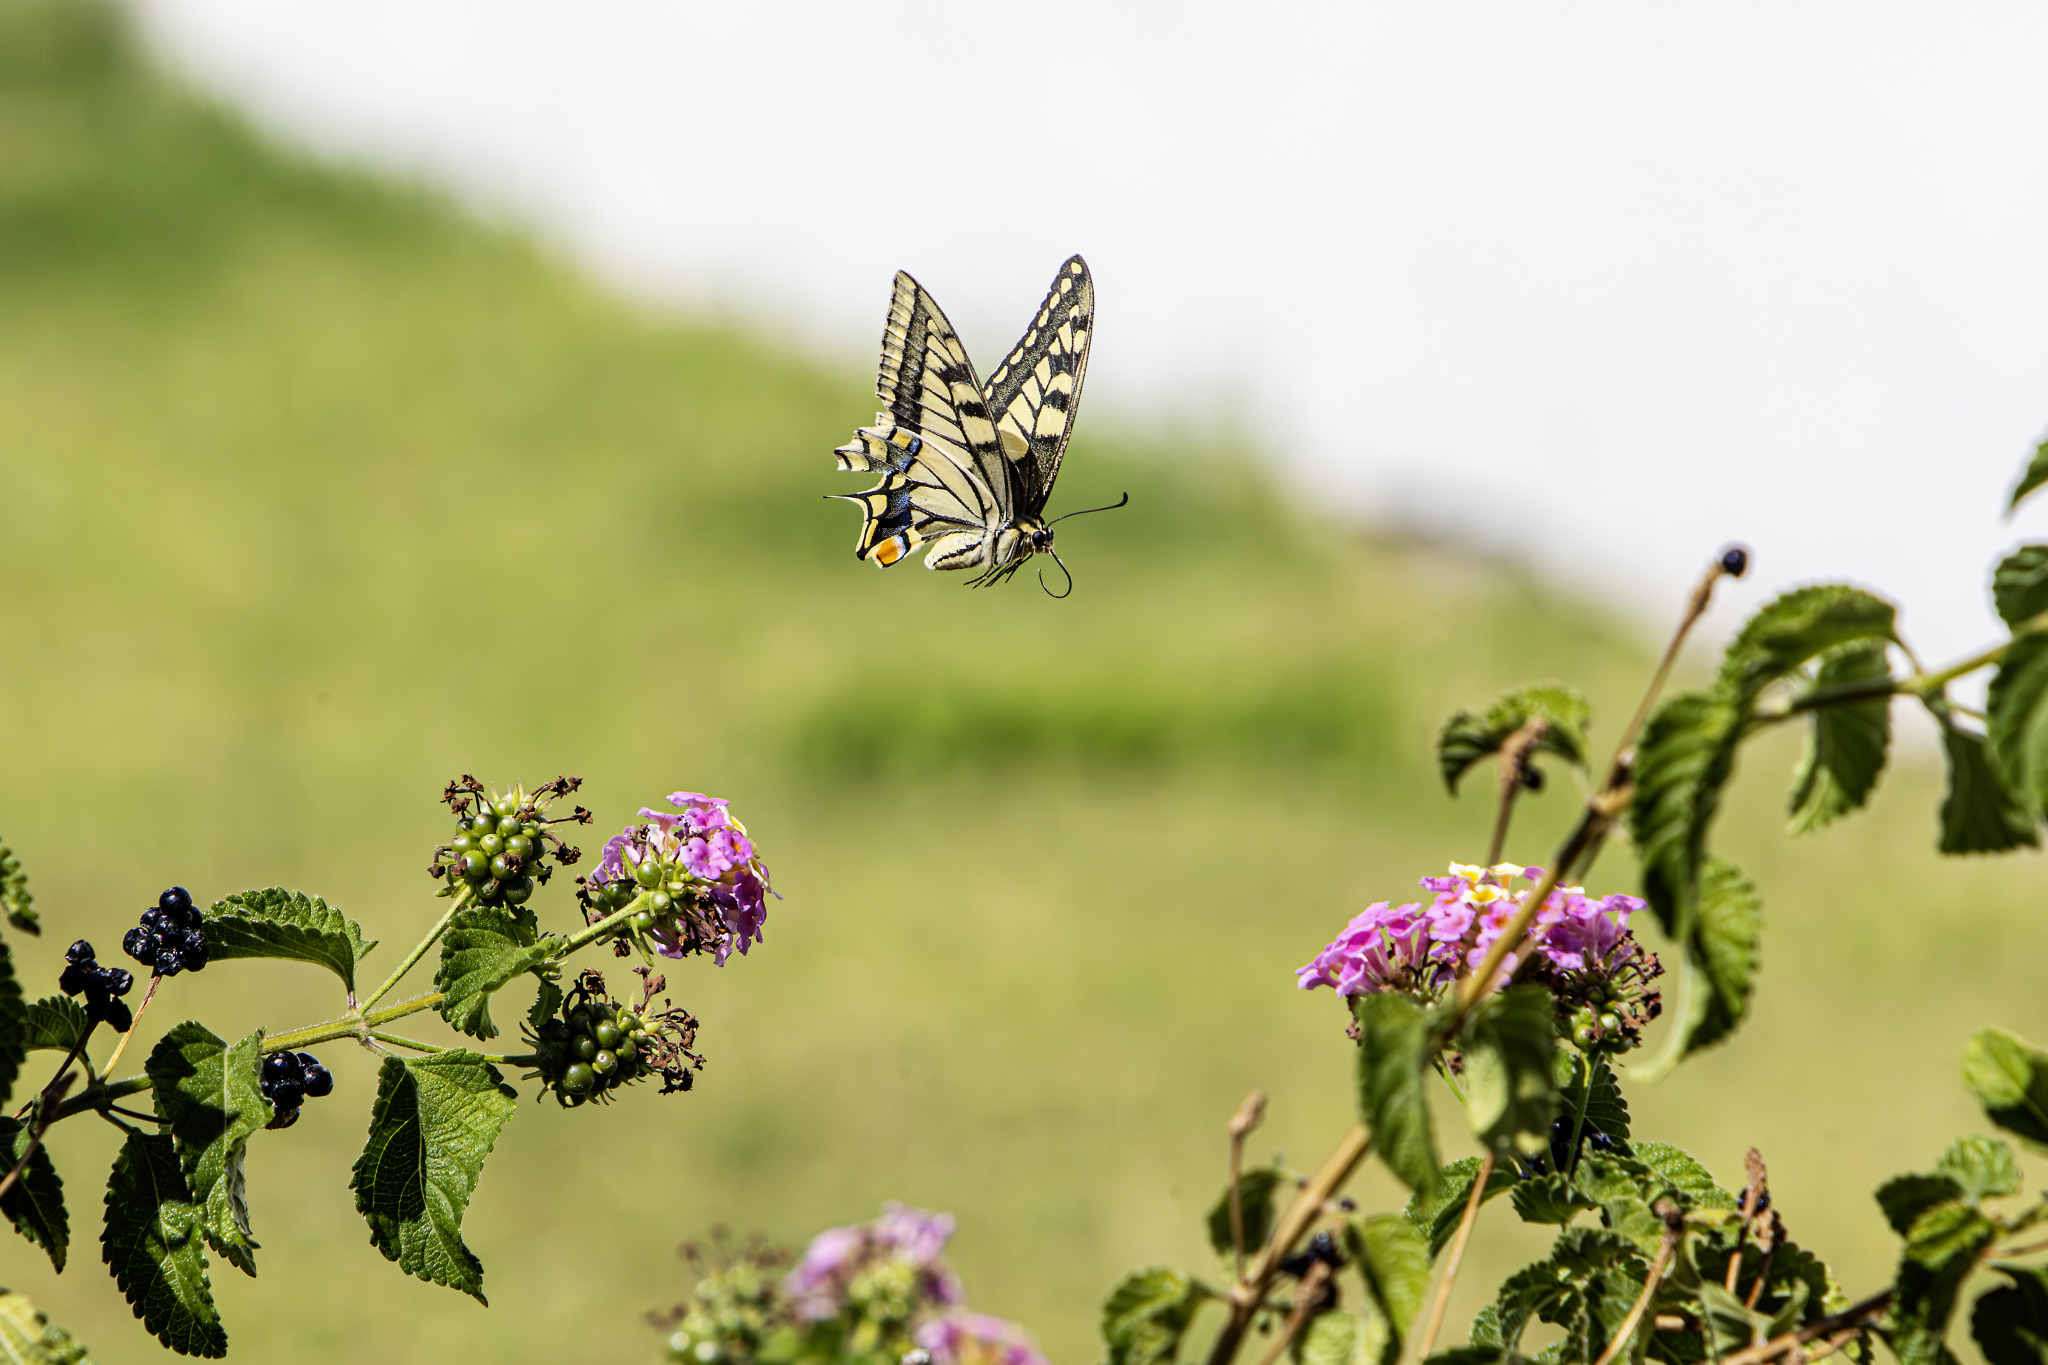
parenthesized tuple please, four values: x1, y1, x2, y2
(982, 255, 1094, 518)
(833, 271, 1013, 570)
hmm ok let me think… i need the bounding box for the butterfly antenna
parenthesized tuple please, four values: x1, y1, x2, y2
(1047, 492, 1130, 526)
(1039, 548, 1075, 599)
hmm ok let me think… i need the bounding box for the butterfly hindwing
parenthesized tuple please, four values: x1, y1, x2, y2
(983, 255, 1094, 517)
(831, 421, 998, 569)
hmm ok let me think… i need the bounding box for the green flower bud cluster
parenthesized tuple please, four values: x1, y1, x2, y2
(655, 1230, 793, 1365)
(530, 994, 655, 1103)
(429, 776, 586, 909)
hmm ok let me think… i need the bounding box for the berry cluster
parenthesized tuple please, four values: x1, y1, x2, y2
(430, 776, 586, 910)
(258, 1050, 333, 1129)
(123, 886, 209, 977)
(58, 941, 134, 1031)
(524, 969, 703, 1106)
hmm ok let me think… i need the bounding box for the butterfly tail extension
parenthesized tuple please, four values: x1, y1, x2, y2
(828, 482, 923, 567)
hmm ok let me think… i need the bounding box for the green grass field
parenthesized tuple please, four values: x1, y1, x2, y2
(2, 5, 2046, 1362)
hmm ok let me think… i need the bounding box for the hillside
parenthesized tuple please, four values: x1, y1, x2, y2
(0, 5, 2043, 1363)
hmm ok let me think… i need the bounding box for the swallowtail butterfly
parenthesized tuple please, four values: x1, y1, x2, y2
(831, 255, 1121, 593)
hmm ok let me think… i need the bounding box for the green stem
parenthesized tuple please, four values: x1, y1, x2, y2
(366, 1031, 445, 1053)
(358, 889, 473, 1013)
(1564, 1061, 1594, 1177)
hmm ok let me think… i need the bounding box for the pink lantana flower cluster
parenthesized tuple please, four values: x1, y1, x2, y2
(784, 1202, 963, 1323)
(1296, 862, 1663, 1049)
(915, 1312, 1054, 1365)
(581, 791, 774, 965)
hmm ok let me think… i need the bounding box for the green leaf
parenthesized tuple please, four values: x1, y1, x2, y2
(1787, 643, 1892, 833)
(100, 1129, 227, 1358)
(1963, 1029, 2048, 1149)
(1974, 1264, 2048, 1365)
(1628, 693, 1742, 939)
(1461, 986, 1557, 1157)
(0, 938, 25, 1111)
(0, 838, 37, 937)
(1205, 1164, 1286, 1261)
(146, 1023, 269, 1277)
(1437, 684, 1593, 794)
(1509, 1173, 1595, 1225)
(526, 978, 564, 1033)
(1682, 857, 1763, 1056)
(1424, 1351, 1530, 1365)
(1553, 1052, 1631, 1161)
(435, 905, 552, 1041)
(0, 1116, 66, 1272)
(1294, 1309, 1362, 1365)
(1890, 1201, 1999, 1365)
(1937, 719, 2038, 855)
(350, 1051, 518, 1302)
(1995, 547, 2048, 628)
(18, 998, 87, 1053)
(2010, 437, 2048, 514)
(1354, 993, 1440, 1197)
(1405, 1156, 1513, 1257)
(1350, 1214, 1431, 1340)
(206, 888, 376, 994)
(1877, 1175, 1966, 1236)
(1101, 1267, 1214, 1365)
(1718, 585, 1896, 703)
(1631, 1141, 1738, 1210)
(1937, 1135, 2022, 1203)
(1991, 634, 2048, 819)
(0, 1288, 92, 1364)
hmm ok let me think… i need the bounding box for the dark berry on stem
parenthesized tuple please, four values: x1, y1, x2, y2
(58, 961, 94, 996)
(100, 967, 133, 996)
(1720, 546, 1749, 578)
(100, 999, 132, 1032)
(123, 927, 153, 963)
(300, 1058, 333, 1098)
(65, 940, 94, 964)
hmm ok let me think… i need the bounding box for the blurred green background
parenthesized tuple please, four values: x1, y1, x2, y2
(1, 4, 2045, 1361)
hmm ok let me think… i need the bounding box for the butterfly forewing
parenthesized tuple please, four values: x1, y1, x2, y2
(874, 271, 1012, 508)
(983, 255, 1094, 517)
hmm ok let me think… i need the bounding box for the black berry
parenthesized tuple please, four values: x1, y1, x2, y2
(125, 888, 208, 976)
(64, 940, 94, 965)
(260, 1048, 331, 1129)
(1720, 546, 1749, 578)
(57, 945, 137, 1029)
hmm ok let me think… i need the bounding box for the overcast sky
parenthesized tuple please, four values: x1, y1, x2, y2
(126, 0, 2048, 667)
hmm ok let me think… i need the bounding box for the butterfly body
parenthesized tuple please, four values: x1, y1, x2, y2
(832, 255, 1098, 589)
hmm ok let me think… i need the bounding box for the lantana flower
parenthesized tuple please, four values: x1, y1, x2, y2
(581, 791, 775, 965)
(783, 1203, 963, 1323)
(915, 1313, 1052, 1365)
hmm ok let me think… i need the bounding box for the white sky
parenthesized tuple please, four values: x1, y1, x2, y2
(127, 0, 2048, 667)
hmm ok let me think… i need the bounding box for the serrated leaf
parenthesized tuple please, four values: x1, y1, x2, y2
(350, 1051, 518, 1302)
(1205, 1164, 1285, 1261)
(0, 838, 36, 937)
(1891, 1201, 1999, 1365)
(1553, 1051, 1631, 1165)
(1681, 857, 1763, 1057)
(1963, 1029, 2048, 1149)
(1788, 642, 1892, 832)
(101, 1130, 226, 1357)
(1877, 1175, 1966, 1236)
(1351, 1214, 1431, 1340)
(1295, 1309, 1362, 1365)
(1990, 634, 2048, 819)
(1461, 986, 1557, 1157)
(1101, 1267, 1214, 1365)
(146, 1023, 268, 1278)
(18, 998, 87, 1054)
(435, 905, 552, 1041)
(1510, 1173, 1595, 1225)
(1937, 1136, 2022, 1202)
(1405, 1156, 1513, 1257)
(1937, 719, 2038, 855)
(1354, 993, 1440, 1197)
(1718, 585, 1896, 703)
(2012, 437, 2048, 514)
(526, 978, 563, 1033)
(206, 888, 376, 994)
(1974, 1264, 2048, 1365)
(1995, 547, 2048, 628)
(0, 1288, 91, 1364)
(0, 939, 24, 1111)
(1631, 1141, 1738, 1210)
(0, 1116, 66, 1272)
(1628, 693, 1742, 940)
(1438, 684, 1593, 794)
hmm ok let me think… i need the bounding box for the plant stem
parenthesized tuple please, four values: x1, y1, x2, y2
(366, 1031, 445, 1052)
(359, 891, 472, 1013)
(1253, 1261, 1332, 1365)
(1714, 1290, 1893, 1365)
(1590, 1219, 1680, 1365)
(0, 1069, 76, 1203)
(1206, 1124, 1372, 1365)
(1487, 719, 1548, 866)
(1227, 1090, 1268, 1283)
(98, 973, 161, 1079)
(1415, 1150, 1494, 1361)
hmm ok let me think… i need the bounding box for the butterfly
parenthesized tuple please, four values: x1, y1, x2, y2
(831, 254, 1124, 595)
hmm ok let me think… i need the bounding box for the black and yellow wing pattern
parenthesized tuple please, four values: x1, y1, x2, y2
(832, 256, 1097, 586)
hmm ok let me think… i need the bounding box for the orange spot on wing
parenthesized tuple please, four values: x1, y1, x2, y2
(873, 535, 908, 567)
